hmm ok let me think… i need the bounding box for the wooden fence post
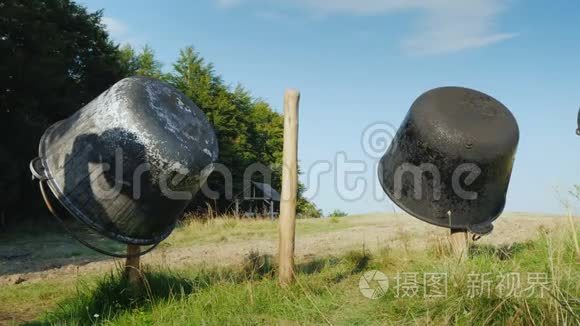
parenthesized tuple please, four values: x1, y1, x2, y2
(125, 245, 141, 285)
(449, 229, 469, 261)
(278, 89, 300, 286)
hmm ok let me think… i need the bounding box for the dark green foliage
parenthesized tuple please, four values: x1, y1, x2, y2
(134, 45, 164, 79)
(0, 0, 125, 218)
(33, 268, 212, 325)
(168, 47, 260, 211)
(107, 44, 317, 215)
(118, 44, 165, 80)
(0, 0, 124, 136)
(165, 46, 315, 214)
(117, 44, 140, 77)
(298, 197, 323, 218)
(329, 209, 348, 217)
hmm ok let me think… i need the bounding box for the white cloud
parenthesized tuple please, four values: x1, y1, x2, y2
(217, 0, 516, 55)
(255, 10, 295, 24)
(101, 16, 145, 48)
(396, 0, 518, 55)
(101, 16, 128, 39)
(292, 0, 423, 14)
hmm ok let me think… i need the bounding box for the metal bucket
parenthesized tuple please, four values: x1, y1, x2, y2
(378, 87, 519, 235)
(32, 77, 218, 245)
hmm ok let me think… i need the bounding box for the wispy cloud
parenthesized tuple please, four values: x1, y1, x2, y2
(255, 10, 295, 24)
(216, 0, 516, 55)
(101, 16, 145, 48)
(397, 0, 518, 55)
(101, 16, 128, 39)
(216, 0, 243, 9)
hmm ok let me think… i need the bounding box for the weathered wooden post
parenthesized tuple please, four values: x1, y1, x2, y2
(125, 245, 141, 284)
(278, 89, 300, 286)
(449, 229, 469, 261)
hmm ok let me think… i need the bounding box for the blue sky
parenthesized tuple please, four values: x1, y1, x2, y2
(80, 0, 579, 215)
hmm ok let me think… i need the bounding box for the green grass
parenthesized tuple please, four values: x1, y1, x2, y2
(7, 226, 578, 325)
(0, 279, 76, 324)
(161, 215, 355, 248)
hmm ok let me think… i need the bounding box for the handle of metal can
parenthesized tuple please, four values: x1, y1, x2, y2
(472, 234, 482, 241)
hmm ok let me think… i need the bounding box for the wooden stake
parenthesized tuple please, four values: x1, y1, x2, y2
(449, 229, 469, 261)
(234, 199, 240, 219)
(278, 89, 300, 286)
(125, 245, 141, 285)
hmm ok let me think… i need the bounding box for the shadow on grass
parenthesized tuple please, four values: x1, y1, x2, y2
(27, 249, 373, 325)
(25, 268, 214, 325)
(0, 217, 128, 276)
(469, 241, 535, 260)
(240, 249, 372, 290)
(297, 257, 341, 274)
(241, 249, 369, 279)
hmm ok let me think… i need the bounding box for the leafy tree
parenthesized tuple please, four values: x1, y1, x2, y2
(298, 199, 323, 218)
(134, 45, 163, 79)
(167, 46, 317, 215)
(168, 47, 261, 210)
(0, 0, 125, 219)
(0, 1, 320, 222)
(118, 44, 139, 76)
(329, 209, 348, 218)
(117, 43, 165, 79)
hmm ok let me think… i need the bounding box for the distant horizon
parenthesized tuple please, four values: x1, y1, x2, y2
(342, 210, 571, 217)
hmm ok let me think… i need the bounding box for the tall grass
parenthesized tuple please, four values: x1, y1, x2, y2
(26, 226, 579, 325)
(161, 214, 351, 249)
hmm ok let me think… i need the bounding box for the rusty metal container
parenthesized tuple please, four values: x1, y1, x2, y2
(378, 87, 519, 235)
(32, 77, 218, 245)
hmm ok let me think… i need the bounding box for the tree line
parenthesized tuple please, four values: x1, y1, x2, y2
(0, 0, 321, 226)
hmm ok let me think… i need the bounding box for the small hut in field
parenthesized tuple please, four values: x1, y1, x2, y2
(234, 181, 280, 220)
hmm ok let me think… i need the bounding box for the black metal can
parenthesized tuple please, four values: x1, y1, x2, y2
(32, 77, 218, 245)
(378, 87, 519, 235)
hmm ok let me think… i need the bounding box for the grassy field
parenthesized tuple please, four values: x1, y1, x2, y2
(162, 213, 354, 248)
(0, 214, 355, 270)
(1, 216, 578, 325)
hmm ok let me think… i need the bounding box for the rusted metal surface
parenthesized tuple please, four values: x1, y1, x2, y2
(33, 77, 218, 245)
(378, 87, 519, 235)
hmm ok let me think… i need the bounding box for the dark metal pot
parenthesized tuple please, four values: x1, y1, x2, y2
(577, 107, 579, 135)
(32, 77, 218, 245)
(378, 87, 519, 235)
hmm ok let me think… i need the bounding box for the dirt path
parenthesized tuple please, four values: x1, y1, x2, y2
(0, 213, 570, 285)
